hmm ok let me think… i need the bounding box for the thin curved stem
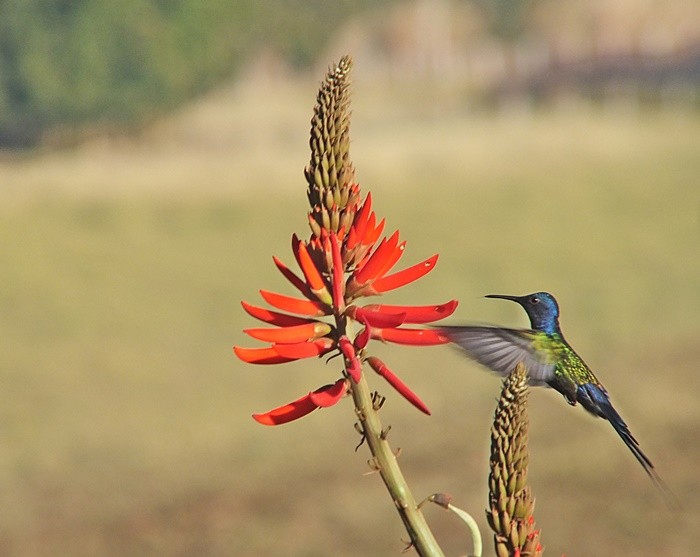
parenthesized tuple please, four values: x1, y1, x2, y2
(445, 503, 482, 557)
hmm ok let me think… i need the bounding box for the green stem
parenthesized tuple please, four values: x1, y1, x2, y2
(349, 373, 445, 557)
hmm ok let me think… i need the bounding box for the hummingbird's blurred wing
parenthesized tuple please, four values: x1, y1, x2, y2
(438, 326, 555, 386)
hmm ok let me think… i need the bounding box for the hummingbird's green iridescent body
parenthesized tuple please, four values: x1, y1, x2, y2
(532, 331, 595, 404)
(439, 291, 667, 491)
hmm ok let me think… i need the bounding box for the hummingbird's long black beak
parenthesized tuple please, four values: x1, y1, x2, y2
(485, 294, 520, 302)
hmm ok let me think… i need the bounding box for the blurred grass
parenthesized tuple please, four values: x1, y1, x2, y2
(1, 80, 699, 556)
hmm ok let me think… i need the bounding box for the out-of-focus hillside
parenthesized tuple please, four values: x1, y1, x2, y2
(323, 0, 700, 107)
(2, 0, 699, 149)
(0, 0, 376, 148)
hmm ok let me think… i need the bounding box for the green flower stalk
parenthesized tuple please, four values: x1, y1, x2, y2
(487, 362, 544, 557)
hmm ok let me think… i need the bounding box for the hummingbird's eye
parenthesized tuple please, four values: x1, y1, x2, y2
(531, 296, 540, 304)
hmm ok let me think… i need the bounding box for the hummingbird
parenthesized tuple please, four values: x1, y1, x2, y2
(438, 291, 667, 491)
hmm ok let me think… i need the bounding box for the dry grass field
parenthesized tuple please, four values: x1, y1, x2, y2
(1, 78, 699, 556)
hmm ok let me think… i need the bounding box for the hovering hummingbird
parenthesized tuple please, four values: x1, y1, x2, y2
(438, 291, 668, 491)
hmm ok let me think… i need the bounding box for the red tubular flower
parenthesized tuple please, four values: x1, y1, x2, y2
(296, 240, 333, 305)
(348, 192, 372, 248)
(241, 301, 313, 327)
(235, 56, 459, 424)
(366, 356, 430, 415)
(345, 305, 406, 328)
(253, 379, 349, 425)
(353, 321, 371, 350)
(352, 230, 401, 286)
(244, 322, 332, 344)
(365, 216, 385, 249)
(273, 338, 335, 359)
(370, 254, 439, 294)
(259, 290, 329, 316)
(360, 300, 458, 324)
(329, 232, 345, 312)
(271, 256, 312, 299)
(253, 392, 318, 425)
(338, 336, 362, 382)
(234, 346, 296, 365)
(370, 327, 450, 346)
(309, 378, 349, 407)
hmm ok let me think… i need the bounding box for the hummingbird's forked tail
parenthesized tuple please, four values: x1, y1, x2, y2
(577, 383, 653, 470)
(576, 383, 678, 507)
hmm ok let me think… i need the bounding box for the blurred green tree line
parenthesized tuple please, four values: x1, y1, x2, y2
(0, 0, 377, 148)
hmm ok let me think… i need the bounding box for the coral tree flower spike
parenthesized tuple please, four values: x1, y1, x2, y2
(235, 55, 459, 425)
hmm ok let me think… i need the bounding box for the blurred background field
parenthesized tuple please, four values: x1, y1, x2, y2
(1, 1, 700, 556)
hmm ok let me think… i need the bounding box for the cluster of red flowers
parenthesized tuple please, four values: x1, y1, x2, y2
(234, 191, 456, 424)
